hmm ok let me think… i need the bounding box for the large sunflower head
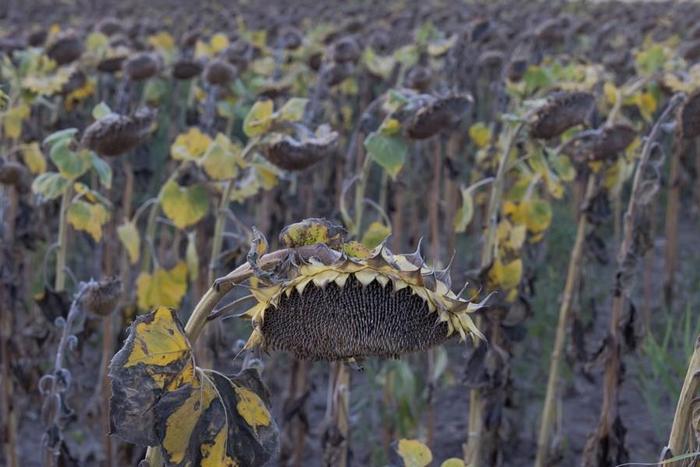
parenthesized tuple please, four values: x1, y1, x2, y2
(237, 219, 488, 361)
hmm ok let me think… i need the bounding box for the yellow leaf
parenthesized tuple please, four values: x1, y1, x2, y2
(136, 261, 188, 310)
(507, 199, 552, 234)
(454, 185, 475, 233)
(124, 307, 190, 368)
(21, 142, 46, 174)
(235, 386, 272, 430)
(396, 439, 432, 467)
(469, 122, 491, 149)
(488, 258, 522, 291)
(201, 133, 242, 180)
(603, 82, 618, 105)
(171, 127, 212, 161)
(380, 117, 402, 136)
(210, 33, 230, 53)
(117, 221, 141, 265)
(67, 200, 110, 242)
(441, 459, 466, 467)
(243, 100, 274, 137)
(148, 31, 175, 53)
(635, 91, 657, 121)
(3, 104, 30, 140)
(160, 180, 209, 229)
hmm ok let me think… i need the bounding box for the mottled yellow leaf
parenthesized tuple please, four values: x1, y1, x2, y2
(67, 200, 110, 242)
(124, 307, 190, 367)
(235, 385, 272, 431)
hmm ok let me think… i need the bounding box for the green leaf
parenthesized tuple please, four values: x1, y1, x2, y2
(90, 152, 112, 188)
(50, 140, 91, 180)
(276, 98, 308, 122)
(160, 180, 209, 229)
(31, 172, 70, 200)
(92, 102, 112, 120)
(43, 128, 78, 147)
(364, 132, 407, 179)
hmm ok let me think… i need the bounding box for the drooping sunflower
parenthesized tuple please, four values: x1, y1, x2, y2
(234, 219, 488, 361)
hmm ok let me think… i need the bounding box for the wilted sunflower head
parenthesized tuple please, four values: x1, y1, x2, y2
(46, 31, 83, 66)
(236, 219, 487, 361)
(172, 58, 203, 80)
(123, 52, 161, 81)
(529, 91, 595, 140)
(261, 123, 338, 171)
(203, 58, 237, 86)
(679, 91, 700, 140)
(81, 107, 156, 157)
(405, 94, 472, 140)
(78, 277, 123, 317)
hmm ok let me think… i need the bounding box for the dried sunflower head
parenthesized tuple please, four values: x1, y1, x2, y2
(406, 94, 472, 140)
(96, 17, 123, 36)
(97, 54, 127, 73)
(529, 91, 595, 139)
(172, 58, 203, 80)
(262, 124, 338, 171)
(78, 277, 123, 316)
(332, 36, 361, 64)
(46, 31, 83, 66)
(123, 52, 160, 81)
(0, 160, 30, 191)
(237, 224, 487, 361)
(588, 124, 636, 161)
(81, 107, 156, 157)
(203, 58, 237, 86)
(278, 26, 303, 51)
(403, 65, 432, 92)
(679, 91, 700, 139)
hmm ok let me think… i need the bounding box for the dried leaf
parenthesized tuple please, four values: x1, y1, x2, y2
(117, 221, 140, 264)
(395, 439, 432, 467)
(109, 307, 278, 466)
(67, 200, 110, 241)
